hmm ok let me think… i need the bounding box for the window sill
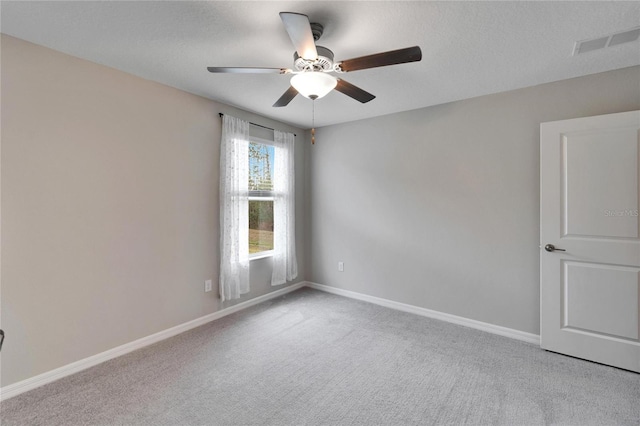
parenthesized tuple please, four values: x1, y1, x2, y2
(249, 251, 274, 261)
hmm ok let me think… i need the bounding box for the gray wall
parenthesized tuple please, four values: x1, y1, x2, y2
(307, 66, 640, 335)
(0, 35, 306, 387)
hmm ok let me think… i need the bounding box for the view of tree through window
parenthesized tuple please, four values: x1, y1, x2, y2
(249, 142, 275, 254)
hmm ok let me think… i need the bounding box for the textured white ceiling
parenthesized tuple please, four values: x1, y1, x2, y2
(1, 1, 639, 128)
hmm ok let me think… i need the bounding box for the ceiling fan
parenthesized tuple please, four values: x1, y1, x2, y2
(207, 12, 422, 107)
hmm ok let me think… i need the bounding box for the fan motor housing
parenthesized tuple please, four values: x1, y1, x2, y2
(294, 46, 334, 71)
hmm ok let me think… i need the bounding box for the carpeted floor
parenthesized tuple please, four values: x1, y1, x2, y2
(2, 288, 639, 425)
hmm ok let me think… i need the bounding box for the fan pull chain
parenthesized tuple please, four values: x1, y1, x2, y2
(311, 100, 316, 145)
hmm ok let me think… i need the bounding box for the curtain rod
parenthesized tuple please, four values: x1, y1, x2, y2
(218, 113, 296, 137)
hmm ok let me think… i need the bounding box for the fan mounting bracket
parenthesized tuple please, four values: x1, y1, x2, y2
(310, 23, 324, 41)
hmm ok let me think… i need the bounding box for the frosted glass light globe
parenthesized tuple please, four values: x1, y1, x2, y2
(290, 72, 337, 100)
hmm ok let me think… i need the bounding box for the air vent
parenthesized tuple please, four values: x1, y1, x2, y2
(609, 28, 640, 47)
(573, 27, 640, 55)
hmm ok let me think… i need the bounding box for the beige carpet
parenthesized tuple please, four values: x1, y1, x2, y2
(2, 288, 639, 425)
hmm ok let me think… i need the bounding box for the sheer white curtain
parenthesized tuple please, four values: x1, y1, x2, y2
(272, 130, 298, 286)
(219, 115, 250, 301)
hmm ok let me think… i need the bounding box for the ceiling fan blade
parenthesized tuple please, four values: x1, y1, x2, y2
(337, 46, 422, 72)
(273, 86, 299, 107)
(335, 79, 376, 103)
(279, 12, 318, 61)
(207, 67, 288, 74)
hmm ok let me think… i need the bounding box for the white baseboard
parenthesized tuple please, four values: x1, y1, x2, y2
(305, 282, 540, 345)
(0, 281, 306, 401)
(1, 280, 539, 401)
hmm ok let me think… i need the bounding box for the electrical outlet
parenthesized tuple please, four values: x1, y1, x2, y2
(338, 261, 344, 272)
(204, 279, 212, 292)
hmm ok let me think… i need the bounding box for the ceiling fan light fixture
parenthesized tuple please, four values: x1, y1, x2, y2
(290, 72, 337, 100)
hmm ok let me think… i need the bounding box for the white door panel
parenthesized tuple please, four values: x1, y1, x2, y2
(563, 261, 638, 340)
(540, 110, 640, 372)
(563, 128, 639, 239)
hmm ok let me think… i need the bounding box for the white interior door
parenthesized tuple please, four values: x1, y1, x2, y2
(540, 110, 640, 372)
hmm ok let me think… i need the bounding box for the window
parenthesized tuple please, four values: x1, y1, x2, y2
(248, 140, 275, 257)
(219, 114, 297, 300)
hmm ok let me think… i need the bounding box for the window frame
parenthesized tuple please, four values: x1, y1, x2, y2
(248, 135, 276, 260)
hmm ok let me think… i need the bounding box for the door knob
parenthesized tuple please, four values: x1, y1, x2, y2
(544, 244, 566, 252)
